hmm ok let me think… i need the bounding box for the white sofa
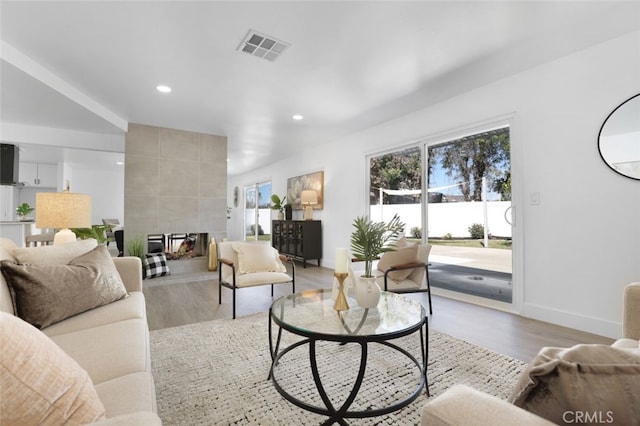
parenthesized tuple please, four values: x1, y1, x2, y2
(0, 238, 161, 425)
(421, 282, 640, 425)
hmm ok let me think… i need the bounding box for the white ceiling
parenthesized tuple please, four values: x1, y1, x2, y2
(1, 1, 639, 176)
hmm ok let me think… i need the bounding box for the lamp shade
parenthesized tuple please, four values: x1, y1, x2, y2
(301, 190, 318, 205)
(36, 192, 92, 229)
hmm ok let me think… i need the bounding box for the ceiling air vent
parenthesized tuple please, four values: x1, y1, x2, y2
(237, 30, 290, 62)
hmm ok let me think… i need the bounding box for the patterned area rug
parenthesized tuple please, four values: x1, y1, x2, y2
(151, 312, 525, 425)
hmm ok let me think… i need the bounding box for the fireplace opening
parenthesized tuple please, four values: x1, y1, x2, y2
(147, 233, 208, 260)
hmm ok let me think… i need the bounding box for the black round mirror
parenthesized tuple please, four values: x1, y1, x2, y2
(598, 93, 640, 180)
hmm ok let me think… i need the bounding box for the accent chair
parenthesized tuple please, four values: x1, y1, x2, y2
(218, 241, 295, 319)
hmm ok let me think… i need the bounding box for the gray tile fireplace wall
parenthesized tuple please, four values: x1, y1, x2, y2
(124, 123, 227, 253)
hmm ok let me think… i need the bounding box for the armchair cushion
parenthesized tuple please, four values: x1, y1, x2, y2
(421, 384, 553, 426)
(232, 243, 286, 274)
(622, 282, 640, 341)
(377, 243, 418, 281)
(224, 271, 294, 288)
(0, 312, 106, 425)
(510, 344, 640, 425)
(1, 245, 128, 329)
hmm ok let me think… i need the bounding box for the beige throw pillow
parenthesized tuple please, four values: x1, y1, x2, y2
(0, 239, 18, 314)
(1, 245, 128, 329)
(0, 237, 18, 259)
(377, 243, 419, 281)
(232, 243, 287, 274)
(0, 312, 106, 424)
(510, 344, 640, 424)
(11, 238, 98, 265)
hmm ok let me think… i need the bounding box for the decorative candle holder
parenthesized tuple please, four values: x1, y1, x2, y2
(333, 272, 349, 311)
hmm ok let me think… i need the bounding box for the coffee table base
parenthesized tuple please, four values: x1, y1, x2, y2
(268, 315, 429, 424)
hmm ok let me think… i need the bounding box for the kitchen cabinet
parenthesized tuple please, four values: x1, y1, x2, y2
(19, 162, 57, 188)
(0, 186, 18, 221)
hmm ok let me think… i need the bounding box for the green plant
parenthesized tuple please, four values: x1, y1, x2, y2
(126, 235, 146, 262)
(410, 226, 422, 239)
(249, 224, 265, 235)
(443, 232, 453, 240)
(270, 194, 288, 212)
(500, 239, 512, 248)
(16, 203, 34, 217)
(350, 214, 405, 278)
(468, 223, 484, 239)
(71, 224, 113, 244)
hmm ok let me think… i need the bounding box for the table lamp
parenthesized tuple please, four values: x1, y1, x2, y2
(36, 191, 92, 245)
(301, 190, 317, 220)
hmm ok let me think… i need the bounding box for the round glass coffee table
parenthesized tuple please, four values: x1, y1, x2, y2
(268, 289, 428, 425)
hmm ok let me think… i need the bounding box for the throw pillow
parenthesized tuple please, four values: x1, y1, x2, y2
(394, 237, 410, 248)
(0, 238, 18, 314)
(232, 243, 287, 274)
(0, 312, 106, 424)
(0, 245, 128, 329)
(510, 344, 640, 424)
(0, 237, 18, 259)
(377, 243, 419, 281)
(144, 252, 171, 279)
(11, 238, 97, 265)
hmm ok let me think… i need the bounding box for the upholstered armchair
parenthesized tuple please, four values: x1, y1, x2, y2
(218, 241, 295, 319)
(420, 282, 640, 425)
(614, 281, 640, 349)
(376, 243, 433, 314)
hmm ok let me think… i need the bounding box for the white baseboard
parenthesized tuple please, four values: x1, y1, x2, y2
(522, 302, 621, 340)
(431, 287, 622, 339)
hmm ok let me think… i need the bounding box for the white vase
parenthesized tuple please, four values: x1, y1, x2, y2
(355, 276, 381, 308)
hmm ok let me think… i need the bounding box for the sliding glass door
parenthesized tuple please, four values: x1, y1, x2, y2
(426, 126, 512, 303)
(368, 125, 513, 304)
(244, 181, 272, 241)
(369, 146, 422, 235)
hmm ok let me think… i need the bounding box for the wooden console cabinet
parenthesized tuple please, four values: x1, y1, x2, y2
(272, 220, 322, 267)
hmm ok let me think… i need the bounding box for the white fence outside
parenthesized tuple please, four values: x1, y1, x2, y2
(245, 208, 273, 237)
(245, 202, 512, 239)
(370, 201, 512, 238)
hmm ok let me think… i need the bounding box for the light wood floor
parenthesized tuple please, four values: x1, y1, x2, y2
(143, 263, 613, 362)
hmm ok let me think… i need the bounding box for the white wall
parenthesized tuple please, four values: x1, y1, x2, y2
(229, 31, 640, 339)
(68, 163, 125, 226)
(0, 125, 127, 226)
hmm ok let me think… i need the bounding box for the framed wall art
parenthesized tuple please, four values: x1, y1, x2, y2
(287, 171, 324, 210)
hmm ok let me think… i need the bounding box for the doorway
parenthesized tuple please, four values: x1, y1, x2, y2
(426, 126, 512, 303)
(244, 181, 272, 241)
(367, 125, 513, 304)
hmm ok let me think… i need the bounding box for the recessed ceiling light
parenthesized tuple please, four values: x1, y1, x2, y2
(156, 85, 172, 93)
(116, 161, 124, 166)
(292, 114, 304, 120)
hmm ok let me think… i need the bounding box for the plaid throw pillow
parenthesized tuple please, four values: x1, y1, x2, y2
(144, 252, 170, 279)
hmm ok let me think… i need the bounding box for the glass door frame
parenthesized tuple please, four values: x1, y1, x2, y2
(365, 114, 522, 314)
(243, 180, 272, 241)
